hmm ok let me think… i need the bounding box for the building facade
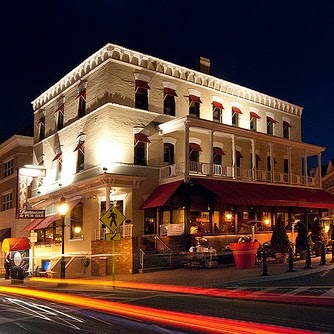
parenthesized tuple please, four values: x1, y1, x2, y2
(0, 135, 34, 272)
(26, 43, 334, 276)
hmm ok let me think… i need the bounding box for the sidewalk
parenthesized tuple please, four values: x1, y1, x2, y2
(2, 255, 333, 289)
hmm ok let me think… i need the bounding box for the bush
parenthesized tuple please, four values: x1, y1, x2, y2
(295, 220, 309, 252)
(270, 216, 290, 253)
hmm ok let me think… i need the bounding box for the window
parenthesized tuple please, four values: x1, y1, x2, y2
(232, 107, 242, 126)
(250, 112, 260, 131)
(267, 116, 277, 135)
(74, 139, 85, 173)
(251, 154, 261, 170)
(163, 88, 176, 116)
(213, 147, 225, 165)
(39, 116, 45, 141)
(212, 101, 224, 123)
(135, 80, 150, 110)
(283, 121, 291, 139)
(53, 149, 63, 181)
(189, 143, 201, 172)
(236, 150, 243, 170)
(70, 202, 83, 239)
(3, 159, 13, 178)
(55, 104, 64, 131)
(77, 89, 86, 118)
(189, 95, 201, 117)
(164, 143, 174, 164)
(2, 192, 12, 211)
(134, 133, 150, 166)
(267, 156, 271, 172)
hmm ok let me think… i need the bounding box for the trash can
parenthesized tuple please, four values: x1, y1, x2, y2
(11, 266, 24, 283)
(41, 259, 50, 272)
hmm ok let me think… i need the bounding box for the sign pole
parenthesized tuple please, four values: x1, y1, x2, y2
(112, 240, 115, 289)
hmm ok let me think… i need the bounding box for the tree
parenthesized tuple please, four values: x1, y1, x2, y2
(270, 216, 290, 254)
(295, 220, 309, 253)
(311, 218, 327, 255)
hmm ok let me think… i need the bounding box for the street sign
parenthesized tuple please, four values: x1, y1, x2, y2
(100, 206, 125, 233)
(106, 232, 121, 241)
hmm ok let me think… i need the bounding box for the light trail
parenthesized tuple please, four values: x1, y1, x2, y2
(0, 285, 319, 334)
(30, 277, 334, 307)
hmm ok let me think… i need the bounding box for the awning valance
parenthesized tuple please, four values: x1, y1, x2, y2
(195, 179, 334, 209)
(250, 111, 261, 119)
(164, 87, 178, 97)
(135, 80, 150, 92)
(134, 133, 151, 145)
(189, 143, 202, 152)
(267, 116, 278, 124)
(2, 237, 30, 252)
(232, 106, 242, 114)
(188, 95, 202, 103)
(23, 198, 83, 231)
(213, 147, 225, 156)
(52, 151, 63, 161)
(140, 181, 183, 209)
(212, 101, 224, 109)
(283, 121, 291, 128)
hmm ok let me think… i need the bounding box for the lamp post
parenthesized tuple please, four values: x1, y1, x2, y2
(57, 196, 69, 279)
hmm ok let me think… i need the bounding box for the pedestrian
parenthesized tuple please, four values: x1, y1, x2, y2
(4, 252, 11, 279)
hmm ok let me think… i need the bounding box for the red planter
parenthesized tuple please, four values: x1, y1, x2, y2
(230, 242, 259, 269)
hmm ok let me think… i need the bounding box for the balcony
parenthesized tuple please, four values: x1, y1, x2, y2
(159, 161, 320, 188)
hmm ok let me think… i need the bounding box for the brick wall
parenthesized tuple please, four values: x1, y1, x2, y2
(91, 237, 139, 276)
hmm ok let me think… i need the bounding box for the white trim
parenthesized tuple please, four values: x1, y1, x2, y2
(189, 137, 201, 145)
(231, 101, 241, 108)
(162, 137, 177, 145)
(188, 88, 201, 97)
(162, 81, 177, 90)
(211, 95, 223, 104)
(134, 73, 151, 82)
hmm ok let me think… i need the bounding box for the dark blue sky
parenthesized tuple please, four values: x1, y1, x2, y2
(1, 1, 334, 166)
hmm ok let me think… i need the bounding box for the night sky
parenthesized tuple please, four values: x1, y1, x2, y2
(1, 1, 334, 167)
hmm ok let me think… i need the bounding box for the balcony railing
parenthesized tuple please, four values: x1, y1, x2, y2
(159, 162, 320, 188)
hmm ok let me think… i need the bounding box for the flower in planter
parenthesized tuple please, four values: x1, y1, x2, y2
(238, 235, 256, 243)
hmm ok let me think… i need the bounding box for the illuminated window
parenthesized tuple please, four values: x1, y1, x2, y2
(212, 101, 224, 123)
(55, 104, 64, 131)
(77, 89, 86, 119)
(38, 116, 45, 141)
(135, 80, 150, 110)
(283, 121, 291, 139)
(188, 95, 201, 117)
(163, 88, 177, 116)
(232, 107, 242, 126)
(74, 135, 85, 173)
(3, 158, 13, 178)
(70, 202, 83, 239)
(164, 143, 174, 164)
(267, 116, 277, 135)
(2, 192, 12, 211)
(134, 133, 150, 166)
(250, 112, 260, 131)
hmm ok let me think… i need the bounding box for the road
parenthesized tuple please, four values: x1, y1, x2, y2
(0, 291, 190, 334)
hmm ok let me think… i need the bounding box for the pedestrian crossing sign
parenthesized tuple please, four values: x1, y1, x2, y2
(100, 206, 126, 233)
(106, 232, 121, 241)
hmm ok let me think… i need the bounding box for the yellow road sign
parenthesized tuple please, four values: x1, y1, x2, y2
(100, 206, 125, 233)
(106, 232, 121, 241)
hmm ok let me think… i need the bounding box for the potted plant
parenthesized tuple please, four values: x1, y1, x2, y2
(230, 236, 259, 269)
(295, 220, 309, 259)
(311, 218, 327, 256)
(270, 216, 290, 263)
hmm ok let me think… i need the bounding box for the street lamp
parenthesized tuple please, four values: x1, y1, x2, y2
(57, 196, 69, 279)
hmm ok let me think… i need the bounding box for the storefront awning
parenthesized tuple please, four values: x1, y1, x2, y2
(23, 198, 83, 231)
(196, 179, 334, 209)
(140, 180, 183, 209)
(0, 228, 11, 242)
(2, 237, 30, 252)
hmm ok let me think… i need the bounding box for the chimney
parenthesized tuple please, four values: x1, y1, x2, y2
(196, 56, 211, 75)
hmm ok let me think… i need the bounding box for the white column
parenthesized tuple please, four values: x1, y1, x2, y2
(304, 151, 308, 186)
(269, 143, 274, 183)
(232, 135, 236, 178)
(184, 122, 190, 181)
(251, 139, 256, 181)
(288, 147, 292, 184)
(318, 153, 322, 187)
(209, 130, 213, 176)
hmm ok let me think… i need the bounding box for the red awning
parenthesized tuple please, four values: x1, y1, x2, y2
(195, 179, 334, 209)
(232, 106, 243, 114)
(212, 101, 224, 109)
(76, 89, 86, 100)
(267, 116, 278, 124)
(23, 198, 83, 231)
(134, 133, 151, 145)
(189, 143, 202, 152)
(2, 237, 30, 252)
(250, 111, 261, 119)
(140, 181, 183, 209)
(213, 147, 225, 155)
(73, 142, 85, 152)
(52, 151, 62, 161)
(188, 95, 202, 103)
(135, 80, 150, 91)
(283, 121, 291, 128)
(256, 154, 262, 162)
(164, 87, 178, 97)
(236, 151, 244, 159)
(55, 104, 64, 114)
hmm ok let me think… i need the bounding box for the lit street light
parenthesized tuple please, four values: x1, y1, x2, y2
(57, 196, 69, 279)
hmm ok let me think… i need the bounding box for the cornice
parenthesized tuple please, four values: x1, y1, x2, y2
(31, 43, 303, 117)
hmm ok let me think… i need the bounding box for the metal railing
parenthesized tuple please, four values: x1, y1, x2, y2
(159, 161, 320, 188)
(154, 235, 173, 266)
